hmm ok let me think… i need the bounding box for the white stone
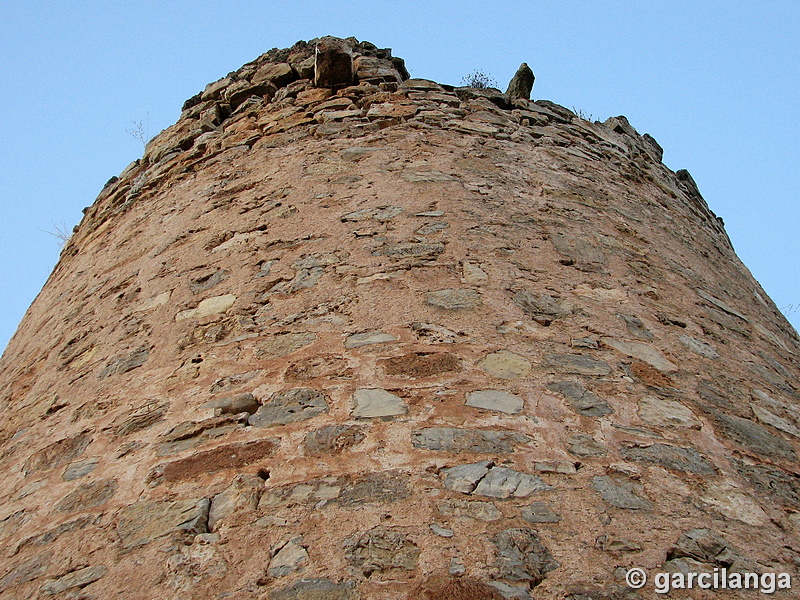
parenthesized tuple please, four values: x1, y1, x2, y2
(344, 331, 397, 348)
(638, 395, 700, 429)
(751, 404, 800, 439)
(700, 482, 768, 526)
(466, 390, 524, 414)
(352, 388, 407, 418)
(175, 294, 236, 321)
(134, 290, 171, 312)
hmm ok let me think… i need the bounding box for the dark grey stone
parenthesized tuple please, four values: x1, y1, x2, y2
(493, 528, 559, 586)
(344, 528, 420, 576)
(591, 476, 651, 510)
(505, 63, 535, 100)
(732, 458, 800, 510)
(619, 314, 653, 341)
(248, 388, 328, 427)
(412, 427, 530, 454)
(314, 37, 354, 89)
(100, 346, 148, 378)
(567, 434, 607, 457)
(513, 291, 571, 320)
(269, 578, 358, 600)
(621, 443, 716, 475)
(547, 381, 612, 417)
(708, 411, 796, 460)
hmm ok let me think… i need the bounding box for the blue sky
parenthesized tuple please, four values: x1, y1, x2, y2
(1, 1, 798, 352)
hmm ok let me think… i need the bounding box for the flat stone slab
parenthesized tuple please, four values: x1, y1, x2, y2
(521, 502, 561, 523)
(466, 390, 524, 414)
(40, 565, 107, 595)
(425, 288, 481, 310)
(248, 388, 328, 427)
(62, 457, 99, 481)
(352, 388, 407, 418)
(344, 331, 397, 348)
(344, 528, 420, 576)
(546, 381, 612, 417)
(411, 427, 531, 454)
(479, 351, 531, 379)
(201, 392, 260, 415)
(544, 354, 611, 376)
(567, 434, 607, 457)
(750, 403, 800, 439)
(269, 578, 359, 600)
(679, 334, 720, 359)
(117, 498, 210, 549)
(637, 395, 700, 428)
(601, 338, 678, 372)
(437, 499, 502, 521)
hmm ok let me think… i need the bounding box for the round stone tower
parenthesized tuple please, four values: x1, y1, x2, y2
(1, 37, 798, 600)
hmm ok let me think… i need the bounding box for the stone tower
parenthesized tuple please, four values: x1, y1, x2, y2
(1, 37, 798, 600)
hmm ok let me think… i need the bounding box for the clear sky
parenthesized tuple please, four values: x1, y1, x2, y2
(1, 1, 798, 353)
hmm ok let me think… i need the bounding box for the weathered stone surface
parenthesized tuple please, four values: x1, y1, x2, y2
(0, 553, 50, 593)
(479, 351, 531, 379)
(62, 456, 99, 480)
(175, 294, 236, 321)
(637, 395, 700, 428)
(750, 403, 800, 438)
(23, 433, 92, 474)
(201, 392, 260, 415)
(521, 502, 561, 523)
(466, 390, 525, 414)
(678, 334, 719, 359)
(591, 476, 651, 509)
(442, 462, 551, 498)
(208, 474, 262, 531)
(505, 63, 535, 100)
(699, 482, 768, 526)
(601, 338, 678, 372)
(249, 388, 328, 427)
(256, 332, 316, 358)
(437, 499, 502, 521)
(513, 291, 571, 322)
(55, 478, 117, 512)
(117, 498, 210, 549)
(99, 346, 149, 377)
(344, 528, 420, 576)
(304, 424, 366, 454)
(425, 288, 481, 309)
(412, 427, 530, 453)
(154, 438, 277, 482)
(544, 354, 611, 376)
(547, 381, 612, 416)
(314, 37, 354, 88)
(285, 355, 352, 381)
(113, 400, 169, 435)
(621, 443, 716, 475)
(41, 565, 107, 595)
(352, 388, 407, 418)
(552, 233, 606, 266)
(269, 537, 309, 577)
(380, 351, 461, 377)
(732, 458, 800, 509)
(707, 410, 796, 460)
(269, 578, 358, 600)
(567, 434, 607, 457)
(493, 528, 559, 586)
(344, 330, 397, 348)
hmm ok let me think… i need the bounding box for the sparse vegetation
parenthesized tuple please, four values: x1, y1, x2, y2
(39, 220, 72, 248)
(571, 106, 595, 121)
(126, 114, 151, 149)
(461, 70, 498, 90)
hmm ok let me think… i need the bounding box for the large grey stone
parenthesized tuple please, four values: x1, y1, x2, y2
(411, 427, 530, 453)
(268, 538, 309, 577)
(425, 288, 481, 310)
(551, 233, 606, 266)
(708, 410, 796, 460)
(55, 479, 117, 513)
(269, 578, 358, 600)
(442, 461, 493, 494)
(248, 388, 328, 427)
(314, 37, 354, 88)
(344, 528, 420, 576)
(23, 433, 92, 474)
(99, 346, 149, 377)
(601, 338, 678, 372)
(621, 443, 716, 475)
(117, 498, 210, 549)
(62, 457, 99, 481)
(750, 403, 800, 439)
(478, 351, 531, 379)
(505, 63, 535, 100)
(256, 332, 316, 358)
(208, 474, 262, 531)
(544, 354, 611, 376)
(637, 395, 700, 428)
(466, 390, 524, 414)
(493, 528, 559, 586)
(591, 476, 651, 509)
(732, 458, 800, 510)
(513, 291, 571, 321)
(41, 565, 107, 595)
(352, 388, 407, 418)
(546, 381, 612, 417)
(437, 499, 502, 521)
(474, 467, 551, 498)
(619, 314, 653, 341)
(567, 434, 607, 457)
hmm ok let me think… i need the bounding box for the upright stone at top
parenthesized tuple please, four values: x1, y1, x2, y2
(506, 62, 535, 100)
(314, 36, 354, 89)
